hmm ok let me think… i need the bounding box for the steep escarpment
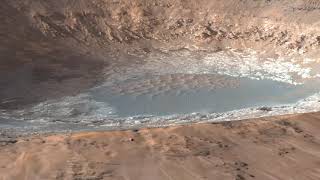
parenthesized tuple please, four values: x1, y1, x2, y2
(5, 0, 320, 56)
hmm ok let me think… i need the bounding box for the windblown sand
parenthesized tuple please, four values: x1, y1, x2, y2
(108, 74, 240, 96)
(1, 112, 320, 180)
(1, 1, 320, 179)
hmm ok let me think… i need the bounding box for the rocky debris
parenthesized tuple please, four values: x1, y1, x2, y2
(278, 146, 296, 156)
(233, 161, 256, 179)
(236, 174, 246, 180)
(276, 120, 304, 134)
(3, 0, 320, 56)
(0, 138, 17, 146)
(258, 107, 273, 112)
(0, 130, 19, 146)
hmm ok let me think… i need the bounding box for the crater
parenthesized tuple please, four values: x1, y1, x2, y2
(1, 0, 320, 133)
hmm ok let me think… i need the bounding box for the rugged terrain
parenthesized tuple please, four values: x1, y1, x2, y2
(4, 0, 320, 54)
(1, 1, 320, 179)
(2, 0, 320, 110)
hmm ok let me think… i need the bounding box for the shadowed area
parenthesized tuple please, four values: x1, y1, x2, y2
(0, 2, 107, 110)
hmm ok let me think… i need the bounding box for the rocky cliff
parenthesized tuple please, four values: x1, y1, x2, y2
(3, 0, 320, 55)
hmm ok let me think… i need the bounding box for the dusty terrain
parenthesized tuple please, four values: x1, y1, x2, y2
(1, 112, 320, 180)
(1, 1, 320, 179)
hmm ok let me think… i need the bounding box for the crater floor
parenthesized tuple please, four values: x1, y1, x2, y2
(1, 50, 320, 133)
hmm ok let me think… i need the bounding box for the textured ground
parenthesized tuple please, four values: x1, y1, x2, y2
(1, 112, 320, 180)
(1, 1, 320, 179)
(2, 0, 320, 110)
(5, 0, 320, 54)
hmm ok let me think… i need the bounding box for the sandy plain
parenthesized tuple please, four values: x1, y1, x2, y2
(1, 112, 320, 180)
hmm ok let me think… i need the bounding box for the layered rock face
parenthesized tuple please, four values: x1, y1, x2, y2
(3, 0, 320, 54)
